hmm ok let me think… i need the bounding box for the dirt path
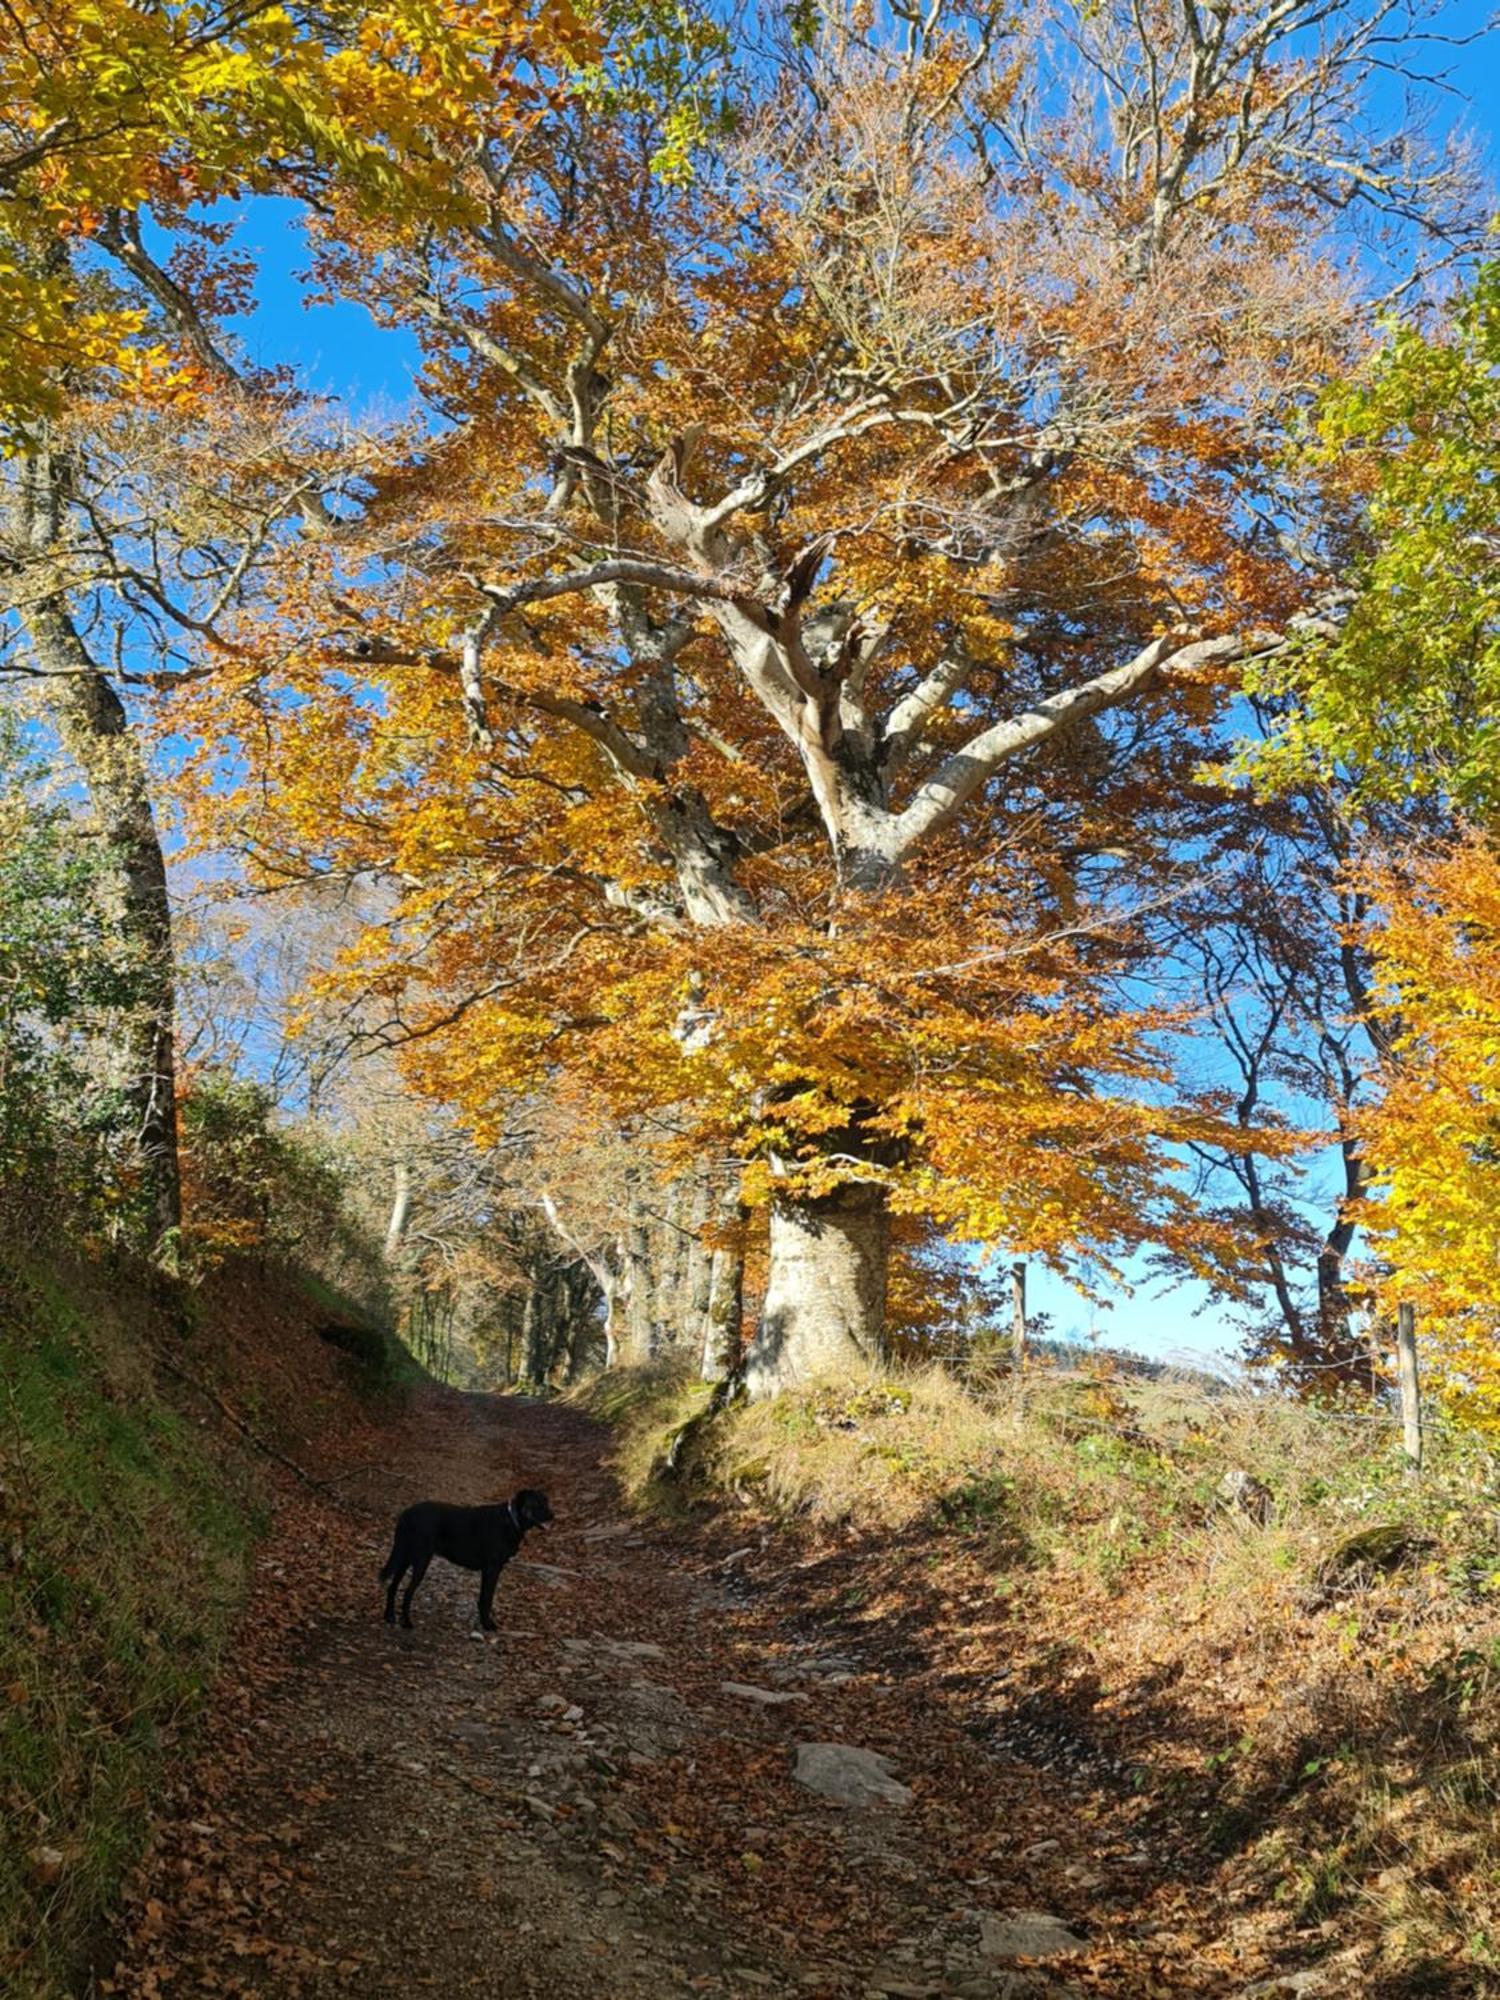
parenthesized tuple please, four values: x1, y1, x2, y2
(94, 1388, 1283, 2000)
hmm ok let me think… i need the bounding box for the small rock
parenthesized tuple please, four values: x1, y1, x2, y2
(792, 1742, 914, 1809)
(1241, 1973, 1334, 1998)
(978, 1912, 1085, 1961)
(721, 1681, 808, 1707)
(537, 1694, 567, 1713)
(564, 1636, 667, 1663)
(1216, 1467, 1274, 1524)
(30, 1846, 64, 1888)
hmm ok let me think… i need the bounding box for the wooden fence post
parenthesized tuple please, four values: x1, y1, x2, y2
(1396, 1302, 1422, 1472)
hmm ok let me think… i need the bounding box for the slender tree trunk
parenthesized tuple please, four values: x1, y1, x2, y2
(742, 1183, 888, 1396)
(620, 1179, 659, 1363)
(1010, 1259, 1027, 1374)
(384, 1160, 412, 1263)
(10, 455, 180, 1264)
(33, 604, 182, 1263)
(685, 1179, 714, 1359)
(658, 1179, 690, 1345)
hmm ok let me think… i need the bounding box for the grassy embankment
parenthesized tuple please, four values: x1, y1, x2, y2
(0, 1246, 418, 1998)
(582, 1356, 1500, 1989)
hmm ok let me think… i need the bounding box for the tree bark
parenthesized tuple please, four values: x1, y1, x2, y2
(685, 1179, 714, 1357)
(384, 1160, 413, 1263)
(742, 1183, 888, 1397)
(620, 1179, 659, 1364)
(29, 599, 182, 1262)
(701, 1190, 745, 1381)
(1010, 1259, 1028, 1374)
(9, 451, 181, 1264)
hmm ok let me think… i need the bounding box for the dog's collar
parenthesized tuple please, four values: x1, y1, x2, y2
(508, 1499, 522, 1533)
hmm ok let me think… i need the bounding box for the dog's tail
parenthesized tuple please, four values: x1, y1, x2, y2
(378, 1530, 403, 1582)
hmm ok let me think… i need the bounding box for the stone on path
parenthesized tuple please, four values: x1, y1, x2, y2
(562, 1635, 667, 1662)
(977, 1912, 1085, 1961)
(792, 1741, 913, 1809)
(721, 1681, 808, 1707)
(516, 1561, 578, 1586)
(1240, 1972, 1336, 1997)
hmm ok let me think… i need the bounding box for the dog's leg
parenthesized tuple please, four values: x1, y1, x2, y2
(400, 1552, 432, 1629)
(384, 1561, 406, 1625)
(478, 1565, 500, 1632)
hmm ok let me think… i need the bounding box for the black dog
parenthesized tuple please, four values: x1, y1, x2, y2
(380, 1488, 553, 1630)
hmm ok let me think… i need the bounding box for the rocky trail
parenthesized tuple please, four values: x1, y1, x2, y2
(93, 1388, 1319, 2000)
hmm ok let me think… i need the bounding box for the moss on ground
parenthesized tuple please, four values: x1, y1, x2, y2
(0, 1254, 261, 1995)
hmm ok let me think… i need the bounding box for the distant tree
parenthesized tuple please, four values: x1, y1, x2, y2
(1241, 265, 1500, 1415)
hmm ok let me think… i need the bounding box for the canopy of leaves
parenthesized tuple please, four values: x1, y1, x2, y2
(1353, 838, 1500, 1424)
(1246, 262, 1500, 815)
(154, 0, 1489, 1299)
(0, 0, 604, 432)
(1242, 262, 1500, 1413)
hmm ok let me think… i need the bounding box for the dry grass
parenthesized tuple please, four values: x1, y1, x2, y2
(589, 1353, 1500, 1988)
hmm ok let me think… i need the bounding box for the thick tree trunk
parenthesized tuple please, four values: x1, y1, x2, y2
(701, 1191, 745, 1380)
(742, 1183, 888, 1397)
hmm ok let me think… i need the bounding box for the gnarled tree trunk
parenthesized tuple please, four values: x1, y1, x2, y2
(10, 450, 181, 1265)
(742, 1183, 888, 1397)
(31, 602, 182, 1264)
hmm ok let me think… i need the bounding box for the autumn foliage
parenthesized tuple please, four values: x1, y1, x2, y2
(3, 0, 1495, 1389)
(143, 0, 1490, 1379)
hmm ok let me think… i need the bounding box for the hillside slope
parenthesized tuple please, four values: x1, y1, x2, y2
(0, 1244, 418, 1998)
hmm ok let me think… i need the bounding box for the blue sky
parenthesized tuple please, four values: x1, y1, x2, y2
(214, 5, 1499, 1367)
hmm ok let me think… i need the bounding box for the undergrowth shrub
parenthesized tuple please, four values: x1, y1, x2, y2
(0, 718, 159, 1247)
(586, 1354, 1500, 1605)
(179, 1075, 391, 1317)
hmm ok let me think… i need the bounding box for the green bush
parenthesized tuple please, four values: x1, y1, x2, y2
(0, 717, 155, 1238)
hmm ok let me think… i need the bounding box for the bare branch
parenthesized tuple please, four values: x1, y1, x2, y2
(893, 629, 1281, 858)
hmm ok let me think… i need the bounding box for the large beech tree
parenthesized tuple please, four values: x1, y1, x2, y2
(166, 0, 1484, 1383)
